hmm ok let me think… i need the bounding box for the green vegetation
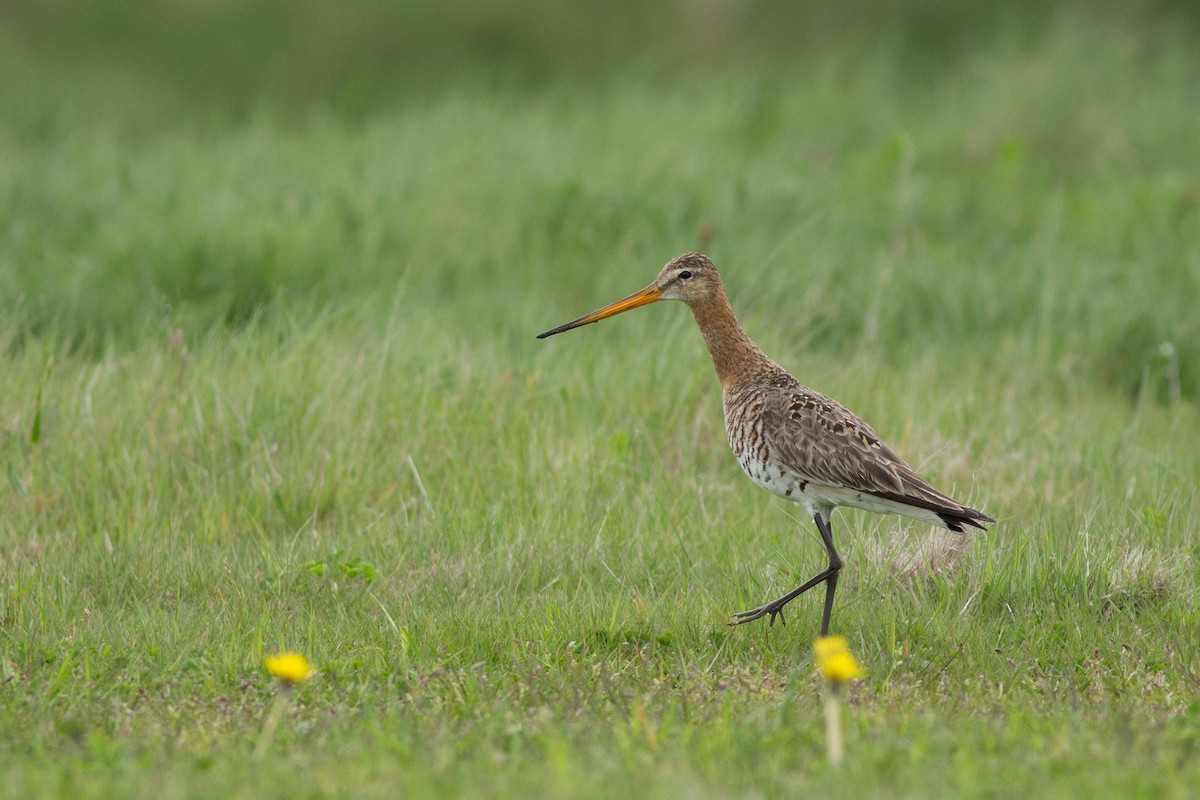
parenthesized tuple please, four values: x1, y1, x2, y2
(2, 2, 1198, 797)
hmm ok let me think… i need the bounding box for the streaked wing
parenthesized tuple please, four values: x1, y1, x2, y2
(759, 386, 979, 518)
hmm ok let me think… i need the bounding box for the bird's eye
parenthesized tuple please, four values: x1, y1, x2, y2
(679, 270, 693, 280)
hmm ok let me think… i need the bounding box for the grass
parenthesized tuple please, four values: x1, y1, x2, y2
(2, 2, 1200, 797)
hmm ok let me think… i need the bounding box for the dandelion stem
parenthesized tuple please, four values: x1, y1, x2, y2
(824, 689, 844, 767)
(253, 689, 290, 760)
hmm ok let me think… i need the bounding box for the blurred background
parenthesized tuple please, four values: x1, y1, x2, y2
(1, 0, 1197, 400)
(3, 0, 1194, 131)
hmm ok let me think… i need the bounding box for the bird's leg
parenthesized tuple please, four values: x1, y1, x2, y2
(731, 511, 843, 632)
(814, 513, 842, 636)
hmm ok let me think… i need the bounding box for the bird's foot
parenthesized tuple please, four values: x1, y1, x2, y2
(729, 568, 836, 629)
(729, 601, 788, 627)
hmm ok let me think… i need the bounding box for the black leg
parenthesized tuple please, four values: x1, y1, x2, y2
(814, 513, 842, 636)
(731, 511, 843, 633)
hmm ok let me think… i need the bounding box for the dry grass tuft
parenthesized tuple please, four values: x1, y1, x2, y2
(861, 527, 973, 585)
(1104, 546, 1186, 610)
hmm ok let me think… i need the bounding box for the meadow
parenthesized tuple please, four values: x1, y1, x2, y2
(1, 2, 1199, 797)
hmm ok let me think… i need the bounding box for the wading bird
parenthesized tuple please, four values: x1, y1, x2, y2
(537, 253, 993, 636)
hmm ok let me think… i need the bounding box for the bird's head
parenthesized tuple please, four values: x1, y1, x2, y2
(536, 252, 723, 339)
(653, 252, 723, 305)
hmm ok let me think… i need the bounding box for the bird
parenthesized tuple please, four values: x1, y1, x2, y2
(536, 253, 993, 636)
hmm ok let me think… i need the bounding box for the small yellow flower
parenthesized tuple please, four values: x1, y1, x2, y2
(264, 652, 315, 684)
(813, 636, 865, 684)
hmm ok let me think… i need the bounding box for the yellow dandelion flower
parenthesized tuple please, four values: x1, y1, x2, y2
(813, 635, 849, 660)
(264, 652, 315, 684)
(813, 636, 865, 684)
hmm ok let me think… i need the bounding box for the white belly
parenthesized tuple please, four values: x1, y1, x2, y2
(736, 454, 797, 499)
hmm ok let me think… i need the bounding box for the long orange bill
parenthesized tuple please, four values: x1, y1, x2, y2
(536, 284, 662, 339)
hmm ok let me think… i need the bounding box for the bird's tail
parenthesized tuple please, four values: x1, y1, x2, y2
(866, 480, 995, 533)
(936, 506, 994, 533)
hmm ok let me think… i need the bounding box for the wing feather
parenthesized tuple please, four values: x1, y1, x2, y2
(757, 384, 993, 527)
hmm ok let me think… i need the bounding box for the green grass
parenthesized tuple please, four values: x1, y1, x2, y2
(2, 2, 1200, 797)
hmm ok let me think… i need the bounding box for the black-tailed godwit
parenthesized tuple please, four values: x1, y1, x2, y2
(537, 253, 993, 635)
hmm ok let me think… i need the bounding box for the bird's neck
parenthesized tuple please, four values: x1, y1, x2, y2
(689, 294, 772, 391)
